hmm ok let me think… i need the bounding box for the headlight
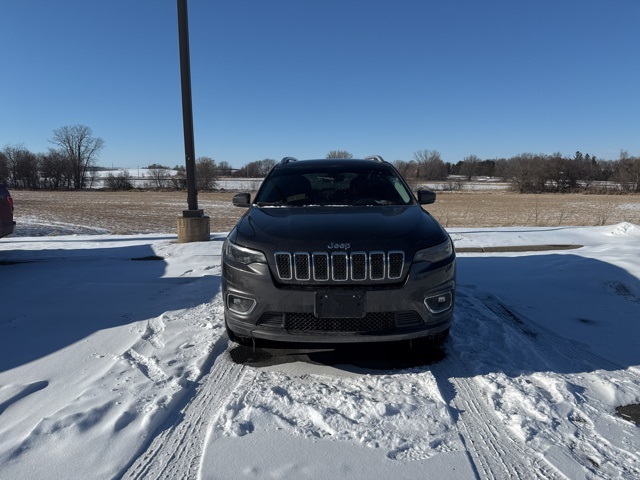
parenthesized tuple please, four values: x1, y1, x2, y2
(413, 239, 453, 263)
(224, 239, 267, 265)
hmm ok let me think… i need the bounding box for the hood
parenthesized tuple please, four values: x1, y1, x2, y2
(232, 205, 447, 255)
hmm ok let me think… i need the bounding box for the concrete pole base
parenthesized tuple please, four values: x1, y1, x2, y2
(177, 214, 210, 243)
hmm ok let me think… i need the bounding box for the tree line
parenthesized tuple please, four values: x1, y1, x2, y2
(228, 149, 640, 194)
(1, 125, 104, 190)
(391, 149, 640, 193)
(115, 157, 224, 191)
(3, 130, 639, 193)
(0, 122, 277, 191)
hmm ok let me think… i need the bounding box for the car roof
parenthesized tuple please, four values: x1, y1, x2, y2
(274, 158, 392, 170)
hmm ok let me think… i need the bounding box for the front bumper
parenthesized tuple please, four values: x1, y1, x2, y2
(222, 256, 455, 344)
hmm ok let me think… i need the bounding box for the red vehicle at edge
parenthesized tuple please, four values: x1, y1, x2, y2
(0, 185, 15, 238)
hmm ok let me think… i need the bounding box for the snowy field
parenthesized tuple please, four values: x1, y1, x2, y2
(92, 169, 265, 191)
(1, 222, 639, 479)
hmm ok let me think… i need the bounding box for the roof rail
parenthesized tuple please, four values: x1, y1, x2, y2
(363, 155, 385, 163)
(280, 156, 298, 165)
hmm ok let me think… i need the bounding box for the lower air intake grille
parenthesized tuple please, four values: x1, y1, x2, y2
(257, 312, 284, 327)
(285, 312, 395, 333)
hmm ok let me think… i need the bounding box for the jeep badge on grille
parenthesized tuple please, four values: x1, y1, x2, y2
(327, 242, 351, 250)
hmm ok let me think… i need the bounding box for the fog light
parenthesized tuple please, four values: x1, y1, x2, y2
(424, 292, 452, 314)
(227, 294, 256, 314)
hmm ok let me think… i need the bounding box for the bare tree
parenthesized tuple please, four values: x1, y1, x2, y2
(49, 125, 104, 189)
(0, 151, 9, 184)
(503, 153, 548, 193)
(40, 149, 73, 189)
(169, 165, 187, 189)
(216, 160, 233, 176)
(147, 164, 171, 189)
(235, 158, 276, 177)
(326, 150, 353, 159)
(413, 149, 448, 180)
(545, 153, 569, 192)
(257, 158, 276, 176)
(3, 145, 40, 189)
(460, 155, 481, 181)
(493, 158, 509, 180)
(614, 150, 640, 192)
(196, 157, 217, 190)
(105, 171, 133, 190)
(392, 160, 418, 179)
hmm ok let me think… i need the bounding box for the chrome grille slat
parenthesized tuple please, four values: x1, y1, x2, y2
(388, 251, 405, 280)
(275, 252, 292, 280)
(312, 253, 329, 281)
(293, 253, 310, 280)
(351, 252, 367, 281)
(369, 252, 385, 280)
(331, 252, 348, 281)
(274, 250, 404, 282)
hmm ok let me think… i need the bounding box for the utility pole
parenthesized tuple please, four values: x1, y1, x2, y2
(176, 0, 210, 242)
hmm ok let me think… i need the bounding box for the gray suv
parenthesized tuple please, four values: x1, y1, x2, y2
(222, 157, 455, 346)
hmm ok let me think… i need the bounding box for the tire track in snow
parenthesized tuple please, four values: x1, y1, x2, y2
(437, 287, 639, 479)
(477, 293, 640, 479)
(434, 289, 568, 479)
(122, 285, 638, 479)
(121, 337, 246, 480)
(448, 374, 567, 480)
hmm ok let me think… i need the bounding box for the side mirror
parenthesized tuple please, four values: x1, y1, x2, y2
(417, 189, 436, 205)
(232, 192, 251, 207)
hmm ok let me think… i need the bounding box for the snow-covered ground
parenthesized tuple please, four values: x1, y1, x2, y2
(1, 223, 639, 479)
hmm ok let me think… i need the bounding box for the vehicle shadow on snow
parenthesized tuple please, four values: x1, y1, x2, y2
(449, 253, 640, 377)
(0, 241, 220, 373)
(228, 340, 447, 373)
(230, 253, 640, 377)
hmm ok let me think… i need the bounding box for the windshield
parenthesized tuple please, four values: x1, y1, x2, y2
(254, 165, 414, 207)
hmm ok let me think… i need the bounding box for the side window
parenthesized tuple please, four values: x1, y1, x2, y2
(257, 179, 281, 203)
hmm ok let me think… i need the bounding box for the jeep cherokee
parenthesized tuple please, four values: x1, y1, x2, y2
(222, 156, 455, 346)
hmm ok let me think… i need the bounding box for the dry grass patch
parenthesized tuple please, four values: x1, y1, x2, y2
(427, 191, 640, 228)
(10, 190, 640, 235)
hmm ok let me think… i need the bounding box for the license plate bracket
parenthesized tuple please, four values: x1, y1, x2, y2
(315, 291, 366, 318)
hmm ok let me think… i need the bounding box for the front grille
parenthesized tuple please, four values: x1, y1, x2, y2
(274, 250, 405, 282)
(285, 312, 395, 333)
(258, 310, 423, 333)
(257, 312, 284, 327)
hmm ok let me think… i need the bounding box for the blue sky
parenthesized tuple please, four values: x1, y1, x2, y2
(2, 0, 639, 169)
